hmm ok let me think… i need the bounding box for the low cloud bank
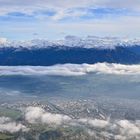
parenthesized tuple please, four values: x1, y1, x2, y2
(79, 118, 140, 140)
(1, 106, 140, 139)
(25, 107, 71, 125)
(0, 117, 28, 133)
(0, 63, 140, 76)
(24, 106, 140, 140)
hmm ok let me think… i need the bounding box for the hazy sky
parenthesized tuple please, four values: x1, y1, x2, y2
(0, 0, 140, 40)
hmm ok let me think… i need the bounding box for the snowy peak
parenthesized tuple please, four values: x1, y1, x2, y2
(0, 38, 7, 44)
(0, 36, 140, 49)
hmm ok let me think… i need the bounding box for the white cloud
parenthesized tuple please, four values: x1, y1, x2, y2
(0, 106, 140, 139)
(0, 117, 28, 133)
(49, 16, 140, 37)
(0, 1, 140, 39)
(103, 0, 140, 11)
(0, 0, 140, 17)
(0, 0, 140, 11)
(23, 106, 140, 139)
(25, 107, 71, 125)
(0, 15, 139, 40)
(0, 0, 95, 16)
(117, 120, 140, 136)
(0, 63, 140, 76)
(78, 118, 109, 128)
(0, 38, 7, 44)
(78, 118, 140, 140)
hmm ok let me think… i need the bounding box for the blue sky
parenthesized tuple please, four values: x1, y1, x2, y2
(0, 0, 140, 40)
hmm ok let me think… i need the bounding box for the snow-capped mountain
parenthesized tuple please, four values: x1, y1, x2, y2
(1, 36, 140, 49)
(0, 36, 140, 66)
(0, 38, 7, 44)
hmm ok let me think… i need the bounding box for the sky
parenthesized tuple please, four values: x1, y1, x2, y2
(0, 0, 140, 40)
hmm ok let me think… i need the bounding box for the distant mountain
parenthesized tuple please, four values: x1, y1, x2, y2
(0, 46, 140, 66)
(0, 36, 140, 65)
(1, 36, 140, 49)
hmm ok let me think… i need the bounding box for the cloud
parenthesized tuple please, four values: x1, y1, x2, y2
(23, 106, 140, 139)
(116, 120, 140, 138)
(78, 118, 109, 128)
(78, 118, 140, 140)
(25, 107, 71, 125)
(0, 0, 140, 18)
(0, 0, 140, 13)
(0, 0, 140, 40)
(0, 0, 94, 17)
(0, 38, 7, 44)
(0, 63, 140, 76)
(0, 106, 140, 139)
(0, 117, 28, 133)
(103, 0, 140, 11)
(1, 14, 140, 40)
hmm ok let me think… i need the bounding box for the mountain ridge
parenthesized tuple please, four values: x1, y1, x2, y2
(1, 36, 140, 49)
(0, 46, 140, 66)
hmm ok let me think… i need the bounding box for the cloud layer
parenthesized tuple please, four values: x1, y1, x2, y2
(25, 107, 71, 125)
(0, 0, 140, 40)
(1, 105, 140, 139)
(0, 0, 140, 16)
(0, 117, 28, 133)
(0, 63, 140, 76)
(24, 106, 140, 140)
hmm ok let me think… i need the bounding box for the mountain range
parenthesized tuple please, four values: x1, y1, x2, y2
(0, 36, 140, 66)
